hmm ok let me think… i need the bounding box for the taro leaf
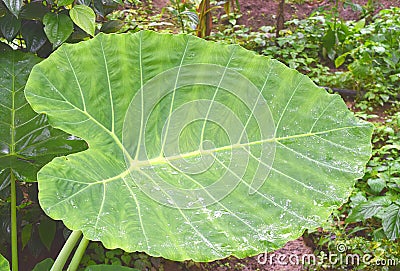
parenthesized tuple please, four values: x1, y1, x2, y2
(24, 31, 373, 261)
(43, 12, 73, 48)
(1, 0, 22, 17)
(70, 5, 95, 36)
(0, 254, 9, 271)
(0, 51, 86, 190)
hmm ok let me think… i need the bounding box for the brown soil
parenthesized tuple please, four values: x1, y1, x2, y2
(236, 0, 400, 30)
(151, 0, 400, 31)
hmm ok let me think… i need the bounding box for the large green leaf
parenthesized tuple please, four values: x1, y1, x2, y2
(0, 253, 9, 271)
(25, 31, 373, 261)
(0, 51, 86, 188)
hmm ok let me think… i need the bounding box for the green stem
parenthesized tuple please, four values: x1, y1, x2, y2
(67, 237, 89, 271)
(51, 230, 82, 271)
(10, 171, 18, 271)
(175, 0, 185, 33)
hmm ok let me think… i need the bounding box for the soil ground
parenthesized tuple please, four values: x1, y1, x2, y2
(151, 0, 400, 30)
(144, 1, 399, 270)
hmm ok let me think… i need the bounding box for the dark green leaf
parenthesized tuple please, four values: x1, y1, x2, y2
(21, 20, 47, 52)
(70, 5, 95, 36)
(1, 0, 22, 17)
(322, 28, 335, 51)
(85, 265, 140, 271)
(0, 1, 7, 17)
(32, 258, 54, 271)
(100, 20, 123, 33)
(0, 41, 11, 52)
(0, 207, 11, 243)
(0, 253, 10, 271)
(367, 178, 386, 195)
(43, 12, 73, 48)
(382, 203, 400, 240)
(346, 196, 392, 222)
(57, 0, 74, 7)
(38, 217, 56, 251)
(0, 50, 87, 193)
(0, 169, 10, 194)
(36, 40, 53, 58)
(25, 31, 374, 261)
(0, 12, 21, 41)
(20, 2, 49, 20)
(111, 0, 122, 5)
(21, 223, 33, 250)
(76, 0, 90, 5)
(93, 0, 104, 17)
(70, 26, 89, 41)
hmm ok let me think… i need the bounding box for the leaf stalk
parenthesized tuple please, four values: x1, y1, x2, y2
(67, 237, 90, 271)
(10, 171, 18, 271)
(51, 230, 82, 271)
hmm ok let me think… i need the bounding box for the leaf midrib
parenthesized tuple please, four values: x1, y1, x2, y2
(130, 125, 361, 168)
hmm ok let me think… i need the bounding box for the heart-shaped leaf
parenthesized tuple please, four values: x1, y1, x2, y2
(43, 12, 74, 48)
(0, 12, 21, 42)
(25, 31, 373, 261)
(70, 5, 95, 37)
(0, 51, 86, 189)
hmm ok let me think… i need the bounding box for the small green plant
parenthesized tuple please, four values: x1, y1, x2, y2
(163, 0, 198, 33)
(0, 0, 123, 56)
(346, 113, 400, 240)
(308, 111, 400, 270)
